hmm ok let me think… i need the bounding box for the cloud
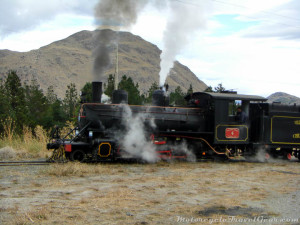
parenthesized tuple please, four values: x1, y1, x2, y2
(211, 0, 291, 16)
(0, 13, 94, 51)
(0, 0, 97, 36)
(176, 25, 300, 96)
(243, 23, 300, 40)
(225, 0, 300, 40)
(1, 0, 300, 98)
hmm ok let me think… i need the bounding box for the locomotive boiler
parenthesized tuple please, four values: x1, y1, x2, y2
(47, 82, 300, 162)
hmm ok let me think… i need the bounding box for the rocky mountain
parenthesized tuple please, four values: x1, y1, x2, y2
(267, 92, 300, 105)
(0, 29, 207, 98)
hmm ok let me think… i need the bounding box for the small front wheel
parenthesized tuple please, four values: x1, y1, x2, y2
(70, 149, 86, 162)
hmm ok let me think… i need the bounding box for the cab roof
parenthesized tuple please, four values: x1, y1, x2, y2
(186, 92, 267, 102)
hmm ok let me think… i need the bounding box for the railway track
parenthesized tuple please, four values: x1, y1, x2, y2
(0, 160, 51, 167)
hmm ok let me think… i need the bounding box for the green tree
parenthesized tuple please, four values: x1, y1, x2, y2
(214, 83, 226, 93)
(0, 80, 11, 132)
(43, 99, 67, 129)
(204, 86, 213, 92)
(80, 82, 92, 103)
(46, 85, 58, 105)
(24, 79, 48, 128)
(145, 81, 159, 104)
(187, 84, 193, 95)
(118, 75, 143, 105)
(63, 83, 79, 119)
(104, 74, 115, 98)
(170, 86, 186, 106)
(43, 85, 68, 129)
(4, 70, 28, 133)
(204, 83, 226, 93)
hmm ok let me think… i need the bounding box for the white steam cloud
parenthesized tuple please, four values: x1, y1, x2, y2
(117, 104, 196, 163)
(176, 140, 196, 162)
(159, 1, 210, 86)
(120, 104, 159, 163)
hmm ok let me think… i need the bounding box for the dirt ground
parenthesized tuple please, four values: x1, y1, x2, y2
(0, 160, 300, 225)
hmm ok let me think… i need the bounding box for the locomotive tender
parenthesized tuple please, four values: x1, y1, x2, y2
(47, 82, 300, 162)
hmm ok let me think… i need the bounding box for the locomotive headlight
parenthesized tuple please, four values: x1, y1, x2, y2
(89, 131, 93, 138)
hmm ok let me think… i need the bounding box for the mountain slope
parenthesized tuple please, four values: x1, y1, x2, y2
(267, 92, 300, 105)
(0, 29, 207, 98)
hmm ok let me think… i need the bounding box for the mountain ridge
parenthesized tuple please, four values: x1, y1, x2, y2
(0, 29, 207, 98)
(267, 92, 300, 105)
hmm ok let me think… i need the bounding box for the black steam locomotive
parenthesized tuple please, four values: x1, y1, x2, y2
(47, 82, 300, 162)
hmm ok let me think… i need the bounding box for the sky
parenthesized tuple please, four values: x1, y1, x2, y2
(0, 0, 300, 98)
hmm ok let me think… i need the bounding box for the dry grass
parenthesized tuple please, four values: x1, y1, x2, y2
(12, 207, 50, 225)
(43, 162, 125, 177)
(1, 117, 15, 142)
(59, 121, 76, 138)
(0, 121, 49, 160)
(1, 160, 300, 224)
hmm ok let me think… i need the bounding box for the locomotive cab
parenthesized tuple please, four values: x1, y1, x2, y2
(209, 92, 266, 145)
(187, 92, 267, 145)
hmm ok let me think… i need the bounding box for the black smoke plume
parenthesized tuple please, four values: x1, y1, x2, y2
(93, 0, 148, 80)
(92, 30, 116, 80)
(94, 0, 147, 28)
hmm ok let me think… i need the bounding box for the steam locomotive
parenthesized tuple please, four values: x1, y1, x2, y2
(47, 82, 300, 162)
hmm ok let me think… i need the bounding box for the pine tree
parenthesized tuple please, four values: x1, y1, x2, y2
(24, 79, 48, 128)
(80, 82, 92, 103)
(43, 99, 67, 129)
(118, 75, 143, 105)
(46, 86, 58, 104)
(4, 70, 28, 133)
(170, 86, 186, 106)
(43, 85, 67, 129)
(145, 82, 159, 104)
(204, 86, 213, 92)
(214, 83, 226, 93)
(204, 84, 226, 93)
(0, 80, 10, 132)
(104, 74, 115, 98)
(63, 83, 79, 119)
(187, 84, 193, 95)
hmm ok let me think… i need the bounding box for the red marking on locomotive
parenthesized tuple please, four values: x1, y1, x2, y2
(225, 128, 240, 138)
(154, 140, 167, 145)
(64, 144, 72, 152)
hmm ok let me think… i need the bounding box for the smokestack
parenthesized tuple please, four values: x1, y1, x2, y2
(164, 83, 169, 92)
(92, 82, 102, 103)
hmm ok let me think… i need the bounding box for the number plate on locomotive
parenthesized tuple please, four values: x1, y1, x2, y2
(225, 128, 240, 139)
